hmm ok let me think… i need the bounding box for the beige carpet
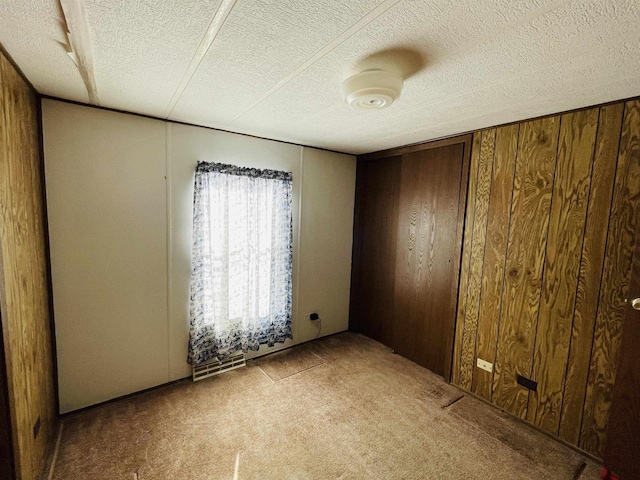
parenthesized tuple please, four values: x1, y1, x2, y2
(52, 333, 600, 479)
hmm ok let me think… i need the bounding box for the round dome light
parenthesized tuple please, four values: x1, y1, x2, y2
(342, 69, 403, 110)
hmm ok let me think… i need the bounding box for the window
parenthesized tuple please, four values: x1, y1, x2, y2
(188, 162, 293, 365)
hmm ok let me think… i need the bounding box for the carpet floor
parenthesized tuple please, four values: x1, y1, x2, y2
(52, 333, 600, 479)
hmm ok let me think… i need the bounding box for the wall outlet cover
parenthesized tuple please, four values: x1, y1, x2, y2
(476, 358, 493, 373)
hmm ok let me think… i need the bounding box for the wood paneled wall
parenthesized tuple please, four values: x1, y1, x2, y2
(0, 51, 57, 479)
(452, 99, 640, 457)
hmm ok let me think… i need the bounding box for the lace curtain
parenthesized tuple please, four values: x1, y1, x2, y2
(188, 162, 293, 365)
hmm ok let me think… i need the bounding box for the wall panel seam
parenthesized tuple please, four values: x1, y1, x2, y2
(165, 122, 172, 381)
(295, 146, 304, 341)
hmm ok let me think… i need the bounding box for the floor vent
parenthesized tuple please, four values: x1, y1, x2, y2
(192, 354, 246, 381)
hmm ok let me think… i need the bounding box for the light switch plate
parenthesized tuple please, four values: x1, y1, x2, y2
(476, 358, 493, 373)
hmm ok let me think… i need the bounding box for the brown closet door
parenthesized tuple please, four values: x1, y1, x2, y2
(349, 156, 401, 346)
(393, 143, 465, 376)
(603, 226, 640, 480)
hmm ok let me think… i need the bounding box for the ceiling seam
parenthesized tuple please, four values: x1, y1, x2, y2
(220, 0, 403, 128)
(162, 0, 238, 118)
(361, 71, 640, 149)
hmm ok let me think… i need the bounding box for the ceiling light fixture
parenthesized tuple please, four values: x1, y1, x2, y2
(342, 69, 403, 110)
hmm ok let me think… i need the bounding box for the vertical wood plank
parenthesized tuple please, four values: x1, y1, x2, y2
(580, 100, 640, 456)
(451, 133, 481, 386)
(472, 124, 519, 400)
(458, 129, 496, 389)
(493, 116, 560, 419)
(0, 52, 57, 480)
(527, 108, 599, 433)
(559, 103, 624, 444)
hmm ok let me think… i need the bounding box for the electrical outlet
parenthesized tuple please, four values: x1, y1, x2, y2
(309, 312, 319, 321)
(476, 358, 493, 373)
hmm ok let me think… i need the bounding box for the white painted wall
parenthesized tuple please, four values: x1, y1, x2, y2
(42, 99, 356, 412)
(297, 148, 356, 342)
(42, 102, 168, 413)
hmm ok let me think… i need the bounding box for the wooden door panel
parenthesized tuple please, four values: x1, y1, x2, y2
(350, 157, 401, 346)
(601, 101, 640, 476)
(603, 226, 640, 479)
(393, 143, 464, 376)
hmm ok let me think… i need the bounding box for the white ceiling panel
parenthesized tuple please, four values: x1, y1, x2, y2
(1, 0, 638, 154)
(168, 0, 392, 127)
(84, 0, 224, 117)
(220, 0, 574, 133)
(0, 1, 88, 100)
(228, 0, 640, 153)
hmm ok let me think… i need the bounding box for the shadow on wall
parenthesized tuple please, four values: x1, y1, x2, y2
(352, 46, 428, 80)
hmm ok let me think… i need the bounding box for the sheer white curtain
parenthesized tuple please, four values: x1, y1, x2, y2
(188, 162, 293, 365)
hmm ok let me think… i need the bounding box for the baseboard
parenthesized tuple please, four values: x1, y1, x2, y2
(59, 330, 349, 418)
(59, 377, 190, 419)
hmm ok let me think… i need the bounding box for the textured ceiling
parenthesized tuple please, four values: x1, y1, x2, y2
(1, 0, 639, 154)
